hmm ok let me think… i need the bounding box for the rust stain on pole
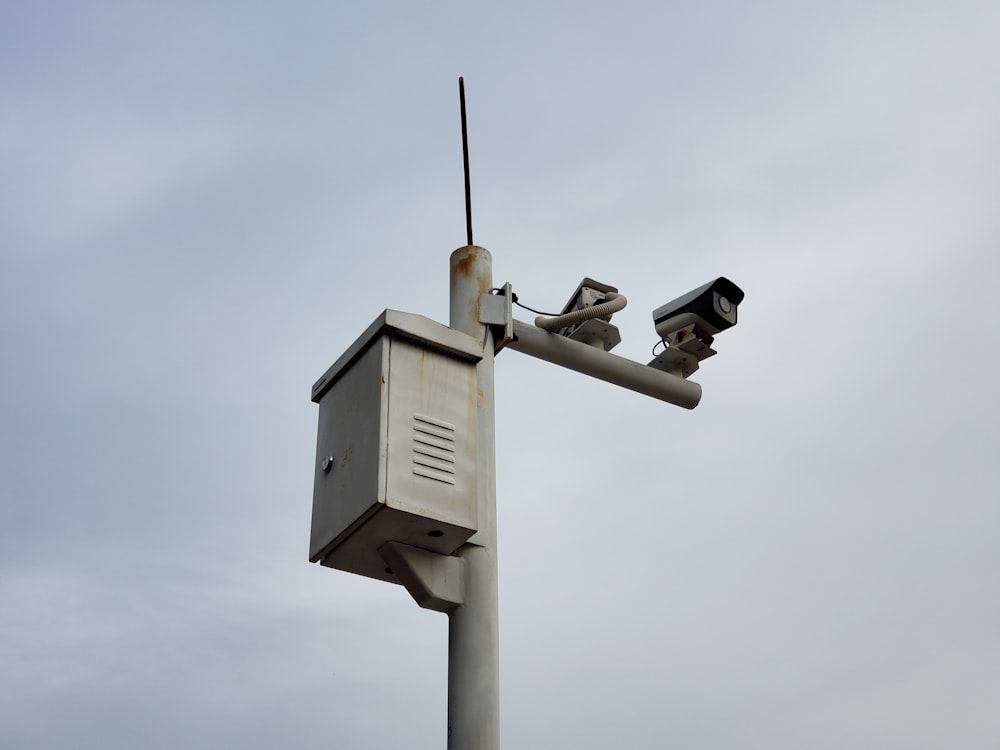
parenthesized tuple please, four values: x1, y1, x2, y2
(455, 253, 476, 278)
(451, 246, 493, 338)
(453, 247, 491, 294)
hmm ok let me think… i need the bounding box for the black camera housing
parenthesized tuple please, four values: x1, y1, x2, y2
(653, 277, 745, 340)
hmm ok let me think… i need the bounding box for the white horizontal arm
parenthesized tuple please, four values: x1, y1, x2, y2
(506, 319, 702, 409)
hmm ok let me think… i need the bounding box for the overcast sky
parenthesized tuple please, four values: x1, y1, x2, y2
(2, 1, 999, 748)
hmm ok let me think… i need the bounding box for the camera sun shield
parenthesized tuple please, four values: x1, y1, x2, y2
(653, 277, 745, 340)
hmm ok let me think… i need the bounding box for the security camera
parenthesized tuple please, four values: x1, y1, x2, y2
(652, 277, 744, 361)
(535, 277, 625, 351)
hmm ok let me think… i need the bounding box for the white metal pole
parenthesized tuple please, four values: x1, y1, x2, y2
(448, 245, 500, 750)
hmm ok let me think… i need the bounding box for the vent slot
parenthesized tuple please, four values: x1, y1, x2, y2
(413, 414, 457, 485)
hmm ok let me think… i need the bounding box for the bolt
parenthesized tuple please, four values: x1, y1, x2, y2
(322, 455, 334, 473)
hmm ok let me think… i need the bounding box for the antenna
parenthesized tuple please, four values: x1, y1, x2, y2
(459, 76, 474, 246)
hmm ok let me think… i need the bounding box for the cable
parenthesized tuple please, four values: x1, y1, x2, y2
(534, 292, 627, 331)
(513, 298, 558, 317)
(490, 288, 559, 317)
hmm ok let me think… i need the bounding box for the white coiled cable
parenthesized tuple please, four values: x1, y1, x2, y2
(534, 292, 627, 330)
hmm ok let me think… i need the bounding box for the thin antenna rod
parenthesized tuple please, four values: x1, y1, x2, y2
(459, 76, 474, 246)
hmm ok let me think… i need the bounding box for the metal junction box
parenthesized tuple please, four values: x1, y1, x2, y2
(309, 310, 483, 583)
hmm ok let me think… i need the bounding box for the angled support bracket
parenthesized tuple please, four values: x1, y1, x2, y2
(479, 282, 513, 354)
(378, 541, 466, 614)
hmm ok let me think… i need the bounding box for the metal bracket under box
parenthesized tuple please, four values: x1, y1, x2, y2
(309, 310, 484, 584)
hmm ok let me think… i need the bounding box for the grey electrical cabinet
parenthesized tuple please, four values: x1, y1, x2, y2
(309, 310, 483, 583)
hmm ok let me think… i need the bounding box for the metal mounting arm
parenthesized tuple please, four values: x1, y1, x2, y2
(506, 319, 703, 409)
